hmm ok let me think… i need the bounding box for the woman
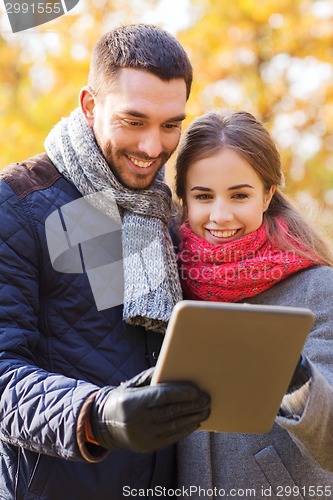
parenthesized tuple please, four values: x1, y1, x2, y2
(175, 110, 333, 499)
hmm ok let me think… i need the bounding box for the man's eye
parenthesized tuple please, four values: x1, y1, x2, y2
(123, 119, 141, 127)
(163, 123, 180, 129)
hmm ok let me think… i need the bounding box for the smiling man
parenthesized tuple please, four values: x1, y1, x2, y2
(81, 66, 187, 189)
(0, 25, 210, 499)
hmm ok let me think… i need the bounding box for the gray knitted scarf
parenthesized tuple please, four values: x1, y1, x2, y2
(44, 107, 182, 332)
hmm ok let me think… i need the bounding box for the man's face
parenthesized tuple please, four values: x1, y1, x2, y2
(82, 68, 187, 189)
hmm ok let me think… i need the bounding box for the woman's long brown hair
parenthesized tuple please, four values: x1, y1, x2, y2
(175, 110, 333, 266)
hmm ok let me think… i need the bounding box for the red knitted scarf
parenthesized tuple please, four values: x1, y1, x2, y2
(178, 220, 317, 302)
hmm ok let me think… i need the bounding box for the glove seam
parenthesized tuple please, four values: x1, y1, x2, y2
(76, 391, 110, 463)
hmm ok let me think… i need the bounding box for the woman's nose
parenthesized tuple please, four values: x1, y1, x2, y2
(209, 201, 233, 224)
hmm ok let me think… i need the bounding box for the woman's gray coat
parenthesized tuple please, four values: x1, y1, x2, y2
(178, 266, 333, 499)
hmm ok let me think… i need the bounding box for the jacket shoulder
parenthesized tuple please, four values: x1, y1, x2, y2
(0, 153, 62, 201)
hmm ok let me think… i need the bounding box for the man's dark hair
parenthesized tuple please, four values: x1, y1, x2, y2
(88, 24, 193, 99)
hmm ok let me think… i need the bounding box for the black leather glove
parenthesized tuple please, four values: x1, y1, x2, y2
(90, 367, 210, 453)
(286, 354, 311, 394)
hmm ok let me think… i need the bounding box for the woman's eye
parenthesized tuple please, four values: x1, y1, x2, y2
(232, 193, 248, 200)
(195, 194, 212, 200)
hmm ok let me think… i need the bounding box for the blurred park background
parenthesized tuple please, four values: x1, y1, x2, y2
(1, 0, 332, 239)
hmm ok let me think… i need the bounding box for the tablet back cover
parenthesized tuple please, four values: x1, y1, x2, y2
(151, 301, 314, 433)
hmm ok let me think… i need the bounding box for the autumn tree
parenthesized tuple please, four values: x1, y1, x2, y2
(1, 0, 332, 238)
(0, 0, 157, 166)
(177, 0, 333, 225)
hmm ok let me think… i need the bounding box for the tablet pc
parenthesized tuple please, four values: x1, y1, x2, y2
(151, 300, 314, 433)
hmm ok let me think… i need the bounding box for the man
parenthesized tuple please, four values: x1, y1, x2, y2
(0, 25, 210, 499)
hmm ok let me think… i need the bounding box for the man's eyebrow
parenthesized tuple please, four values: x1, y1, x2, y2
(119, 110, 147, 119)
(167, 113, 187, 122)
(228, 184, 254, 190)
(120, 110, 186, 122)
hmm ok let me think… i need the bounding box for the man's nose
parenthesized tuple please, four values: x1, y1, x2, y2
(137, 129, 163, 159)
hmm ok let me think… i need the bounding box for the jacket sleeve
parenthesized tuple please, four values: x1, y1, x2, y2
(0, 180, 104, 462)
(276, 266, 333, 472)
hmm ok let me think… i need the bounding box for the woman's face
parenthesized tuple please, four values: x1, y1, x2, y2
(185, 148, 275, 245)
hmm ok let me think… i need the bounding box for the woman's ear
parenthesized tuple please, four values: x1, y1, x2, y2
(263, 186, 276, 212)
(79, 86, 96, 127)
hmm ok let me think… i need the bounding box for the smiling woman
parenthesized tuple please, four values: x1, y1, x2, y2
(175, 108, 333, 498)
(184, 148, 275, 244)
(175, 109, 333, 266)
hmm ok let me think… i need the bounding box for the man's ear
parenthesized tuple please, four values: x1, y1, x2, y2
(79, 86, 96, 127)
(263, 185, 276, 212)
